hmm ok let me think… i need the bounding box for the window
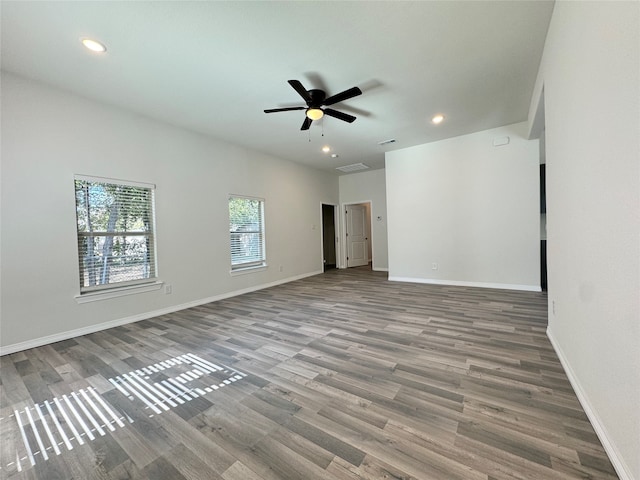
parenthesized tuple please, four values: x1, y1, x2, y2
(229, 196, 265, 271)
(74, 175, 157, 293)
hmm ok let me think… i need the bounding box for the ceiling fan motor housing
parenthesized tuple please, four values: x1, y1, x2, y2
(307, 89, 326, 107)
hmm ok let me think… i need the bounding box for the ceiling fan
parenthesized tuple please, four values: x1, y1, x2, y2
(264, 80, 362, 130)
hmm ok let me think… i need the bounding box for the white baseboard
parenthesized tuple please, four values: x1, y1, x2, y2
(0, 270, 322, 356)
(387, 276, 541, 292)
(547, 327, 634, 480)
(373, 267, 389, 272)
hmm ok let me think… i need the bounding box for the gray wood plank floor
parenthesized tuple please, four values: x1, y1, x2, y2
(0, 267, 618, 479)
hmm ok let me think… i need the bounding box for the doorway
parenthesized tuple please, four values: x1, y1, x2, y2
(344, 202, 372, 268)
(532, 87, 547, 292)
(540, 133, 547, 291)
(321, 204, 337, 271)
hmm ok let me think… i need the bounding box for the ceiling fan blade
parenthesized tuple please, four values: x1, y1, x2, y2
(264, 107, 306, 113)
(300, 117, 313, 130)
(323, 86, 362, 106)
(324, 108, 357, 123)
(288, 80, 312, 103)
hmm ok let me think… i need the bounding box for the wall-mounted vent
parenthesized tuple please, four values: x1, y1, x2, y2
(336, 163, 370, 173)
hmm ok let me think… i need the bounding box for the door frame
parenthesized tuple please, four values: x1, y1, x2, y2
(340, 200, 373, 269)
(320, 203, 339, 272)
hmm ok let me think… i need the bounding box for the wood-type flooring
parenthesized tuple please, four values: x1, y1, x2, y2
(0, 267, 618, 479)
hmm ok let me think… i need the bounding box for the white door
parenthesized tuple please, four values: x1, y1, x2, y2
(346, 204, 368, 267)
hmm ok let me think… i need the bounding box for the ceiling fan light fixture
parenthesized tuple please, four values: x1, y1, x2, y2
(306, 108, 324, 121)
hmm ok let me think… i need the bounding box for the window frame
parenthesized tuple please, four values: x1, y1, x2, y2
(74, 174, 159, 299)
(228, 195, 267, 273)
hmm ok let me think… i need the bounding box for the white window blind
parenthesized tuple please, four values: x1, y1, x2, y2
(74, 176, 157, 293)
(229, 196, 265, 270)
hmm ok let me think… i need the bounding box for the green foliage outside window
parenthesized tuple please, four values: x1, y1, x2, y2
(229, 196, 265, 269)
(75, 179, 156, 290)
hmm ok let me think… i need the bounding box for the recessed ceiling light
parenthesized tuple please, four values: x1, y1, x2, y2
(322, 146, 331, 153)
(81, 37, 107, 53)
(431, 114, 445, 124)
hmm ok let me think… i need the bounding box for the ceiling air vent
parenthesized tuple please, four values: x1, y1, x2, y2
(336, 163, 370, 173)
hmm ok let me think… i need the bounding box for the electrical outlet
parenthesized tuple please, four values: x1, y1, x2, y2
(552, 300, 556, 315)
(164, 284, 172, 295)
(432, 263, 438, 270)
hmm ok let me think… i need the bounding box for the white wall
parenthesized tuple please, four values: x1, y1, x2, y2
(528, 3, 639, 479)
(338, 169, 388, 271)
(386, 122, 540, 290)
(0, 72, 338, 352)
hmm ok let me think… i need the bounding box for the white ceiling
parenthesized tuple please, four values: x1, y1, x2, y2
(1, 1, 554, 174)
